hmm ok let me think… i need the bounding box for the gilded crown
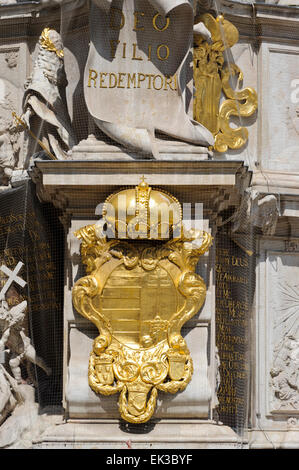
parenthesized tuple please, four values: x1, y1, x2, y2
(40, 28, 64, 59)
(100, 177, 182, 240)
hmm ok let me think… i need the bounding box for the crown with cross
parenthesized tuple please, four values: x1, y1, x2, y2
(101, 176, 183, 240)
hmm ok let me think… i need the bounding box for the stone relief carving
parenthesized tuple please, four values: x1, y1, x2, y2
(0, 300, 51, 385)
(0, 80, 21, 187)
(0, 128, 20, 187)
(287, 417, 298, 427)
(19, 28, 77, 160)
(270, 335, 299, 410)
(0, 263, 51, 444)
(232, 188, 279, 235)
(269, 273, 299, 412)
(5, 51, 18, 69)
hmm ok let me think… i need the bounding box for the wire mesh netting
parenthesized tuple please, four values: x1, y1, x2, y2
(0, 0, 288, 450)
(0, 181, 64, 410)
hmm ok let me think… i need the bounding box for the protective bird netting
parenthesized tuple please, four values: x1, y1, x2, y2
(0, 0, 287, 450)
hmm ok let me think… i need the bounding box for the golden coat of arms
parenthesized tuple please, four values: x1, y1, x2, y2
(72, 179, 212, 423)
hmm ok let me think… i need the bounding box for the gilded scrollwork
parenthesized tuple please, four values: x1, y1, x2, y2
(73, 184, 212, 423)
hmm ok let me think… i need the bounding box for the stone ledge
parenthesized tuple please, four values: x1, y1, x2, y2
(31, 159, 249, 187)
(220, 0, 299, 43)
(252, 170, 299, 197)
(1, 1, 299, 42)
(70, 136, 212, 161)
(30, 159, 251, 224)
(32, 420, 242, 449)
(249, 429, 299, 449)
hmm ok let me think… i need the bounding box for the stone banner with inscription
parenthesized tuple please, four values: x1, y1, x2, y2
(84, 0, 214, 154)
(215, 232, 253, 432)
(0, 181, 63, 407)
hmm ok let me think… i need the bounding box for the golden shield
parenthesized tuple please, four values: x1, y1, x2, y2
(72, 181, 212, 423)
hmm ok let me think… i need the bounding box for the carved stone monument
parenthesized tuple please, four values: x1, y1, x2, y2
(0, 0, 299, 451)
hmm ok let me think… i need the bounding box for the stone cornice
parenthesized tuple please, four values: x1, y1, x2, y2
(252, 170, 299, 196)
(29, 159, 251, 227)
(0, 1, 299, 43)
(215, 0, 299, 43)
(0, 1, 89, 39)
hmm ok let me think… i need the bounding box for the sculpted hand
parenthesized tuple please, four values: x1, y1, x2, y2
(194, 22, 212, 44)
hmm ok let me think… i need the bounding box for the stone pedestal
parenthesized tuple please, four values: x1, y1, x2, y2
(32, 419, 241, 449)
(31, 159, 250, 447)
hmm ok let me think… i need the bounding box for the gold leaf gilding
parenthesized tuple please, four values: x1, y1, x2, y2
(72, 183, 212, 423)
(40, 27, 64, 59)
(194, 14, 258, 153)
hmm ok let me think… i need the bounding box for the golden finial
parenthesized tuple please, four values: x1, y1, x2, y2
(139, 175, 149, 188)
(136, 176, 151, 214)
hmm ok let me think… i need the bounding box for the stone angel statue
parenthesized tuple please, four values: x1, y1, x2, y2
(19, 28, 77, 160)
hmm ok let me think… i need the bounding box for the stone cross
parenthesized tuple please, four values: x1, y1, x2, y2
(0, 262, 27, 300)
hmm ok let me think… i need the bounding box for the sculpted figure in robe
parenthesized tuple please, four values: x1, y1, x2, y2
(0, 87, 21, 186)
(21, 28, 77, 160)
(36, 0, 214, 158)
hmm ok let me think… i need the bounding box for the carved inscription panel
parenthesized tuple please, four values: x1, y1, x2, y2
(83, 0, 213, 150)
(215, 233, 251, 429)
